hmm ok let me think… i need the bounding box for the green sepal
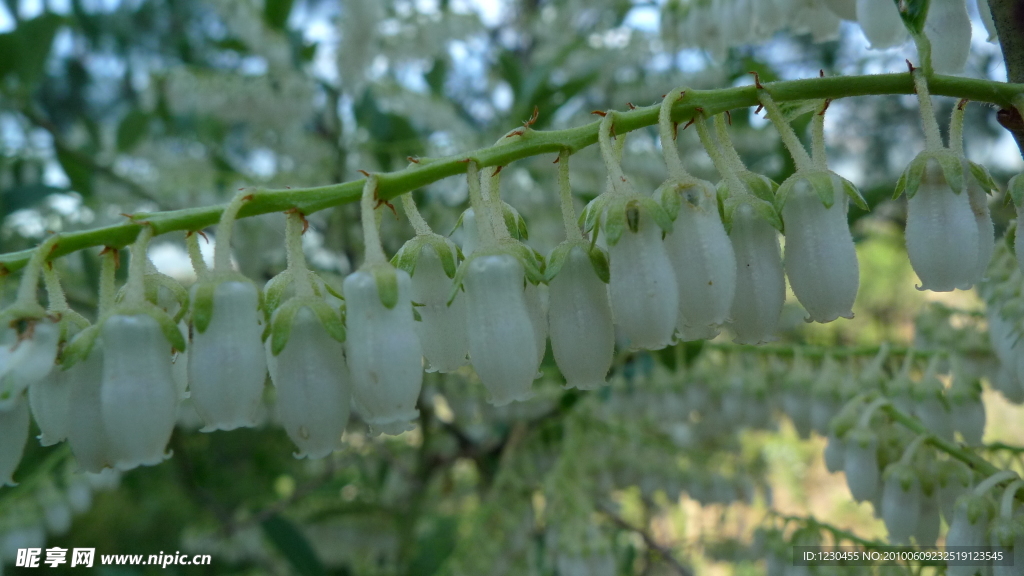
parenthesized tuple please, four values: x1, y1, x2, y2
(603, 197, 628, 246)
(840, 176, 869, 210)
(738, 171, 779, 204)
(506, 243, 546, 285)
(586, 244, 610, 283)
(192, 280, 216, 334)
(653, 180, 684, 221)
(391, 237, 425, 276)
(935, 151, 966, 195)
(882, 461, 918, 492)
(446, 260, 470, 306)
(115, 302, 187, 353)
(449, 210, 466, 236)
(579, 194, 610, 234)
(270, 299, 302, 356)
(59, 323, 101, 370)
(427, 235, 459, 278)
(1006, 221, 1017, 257)
(967, 161, 999, 195)
(807, 171, 837, 208)
(896, 0, 930, 35)
(306, 299, 346, 343)
(638, 196, 674, 235)
(1007, 174, 1024, 208)
(322, 280, 344, 301)
(829, 395, 870, 438)
(0, 302, 48, 328)
(56, 310, 91, 344)
(725, 195, 783, 232)
(369, 264, 400, 310)
(503, 203, 529, 241)
(544, 242, 575, 282)
(896, 154, 928, 200)
(626, 201, 640, 234)
(148, 272, 191, 323)
(263, 270, 294, 316)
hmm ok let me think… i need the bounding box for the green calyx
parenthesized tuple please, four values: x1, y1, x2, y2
(830, 396, 872, 438)
(0, 302, 48, 328)
(955, 493, 994, 525)
(391, 233, 461, 279)
(896, 0, 931, 36)
(545, 241, 610, 284)
(884, 461, 919, 492)
(717, 176, 783, 232)
(269, 296, 346, 356)
(1007, 174, 1024, 208)
(580, 192, 673, 247)
(190, 271, 260, 334)
(775, 170, 868, 212)
(447, 241, 546, 305)
(894, 149, 967, 200)
(61, 302, 186, 370)
(368, 263, 400, 310)
(262, 269, 329, 320)
(452, 202, 529, 241)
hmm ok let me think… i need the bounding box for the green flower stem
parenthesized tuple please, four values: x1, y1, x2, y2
(769, 512, 887, 549)
(213, 189, 252, 271)
(124, 226, 153, 307)
(811, 102, 828, 170)
(557, 149, 582, 242)
(284, 211, 314, 298)
(465, 161, 497, 248)
(42, 264, 68, 312)
(950, 102, 967, 157)
(0, 73, 1020, 274)
(98, 248, 117, 314)
(757, 90, 814, 171)
(360, 175, 388, 267)
(883, 403, 1004, 478)
(912, 70, 945, 151)
(975, 470, 1020, 497)
(399, 193, 433, 236)
(694, 114, 747, 195)
(898, 433, 931, 465)
(658, 88, 697, 184)
(858, 397, 891, 429)
(1000, 479, 1024, 518)
(10, 235, 59, 313)
(186, 232, 208, 278)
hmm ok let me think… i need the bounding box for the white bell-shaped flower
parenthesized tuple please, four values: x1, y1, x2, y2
(345, 269, 424, 435)
(905, 161, 979, 292)
(977, 0, 998, 41)
(664, 184, 736, 340)
(548, 247, 615, 390)
(782, 181, 859, 323)
(923, 0, 972, 75)
(410, 245, 468, 373)
(844, 428, 880, 503)
(823, 432, 845, 473)
(821, 0, 856, 20)
(67, 345, 110, 473)
(100, 314, 179, 470)
(950, 385, 986, 446)
(946, 495, 991, 576)
(607, 210, 679, 350)
(728, 204, 785, 344)
(914, 492, 941, 546)
(880, 463, 922, 544)
(189, 281, 266, 431)
(856, 0, 908, 48)
(991, 516, 1024, 576)
(0, 394, 29, 486)
(0, 319, 60, 396)
(28, 364, 71, 446)
(937, 461, 973, 523)
(967, 174, 994, 284)
(463, 254, 539, 405)
(913, 375, 955, 442)
(268, 307, 351, 458)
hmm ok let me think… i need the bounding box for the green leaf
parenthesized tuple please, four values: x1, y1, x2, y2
(587, 245, 610, 283)
(191, 280, 217, 334)
(405, 516, 458, 576)
(263, 0, 294, 30)
(896, 0, 930, 35)
(261, 514, 327, 576)
(371, 264, 400, 309)
(0, 14, 64, 86)
(56, 148, 93, 198)
(0, 184, 66, 217)
(425, 57, 448, 97)
(1009, 174, 1024, 208)
(116, 110, 150, 152)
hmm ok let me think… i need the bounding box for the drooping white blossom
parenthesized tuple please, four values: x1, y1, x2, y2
(844, 429, 880, 503)
(409, 245, 469, 373)
(67, 345, 110, 473)
(880, 464, 922, 544)
(463, 254, 539, 405)
(345, 269, 424, 435)
(189, 281, 267, 431)
(856, 0, 909, 48)
(0, 394, 29, 486)
(548, 247, 615, 390)
(268, 307, 351, 458)
(100, 314, 179, 470)
(924, 0, 972, 74)
(728, 204, 786, 344)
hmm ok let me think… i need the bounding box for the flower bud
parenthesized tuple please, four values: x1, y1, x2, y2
(607, 210, 679, 350)
(409, 245, 468, 373)
(67, 345, 111, 473)
(100, 314, 179, 470)
(782, 180, 859, 323)
(662, 183, 736, 340)
(344, 268, 424, 435)
(844, 428, 880, 503)
(856, 0, 908, 48)
(548, 247, 615, 390)
(905, 160, 979, 292)
(728, 203, 785, 344)
(880, 463, 921, 544)
(923, 0, 972, 75)
(189, 281, 267, 431)
(268, 307, 351, 458)
(463, 254, 539, 405)
(0, 394, 29, 486)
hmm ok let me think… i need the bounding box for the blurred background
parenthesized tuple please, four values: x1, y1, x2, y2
(1, 0, 1023, 574)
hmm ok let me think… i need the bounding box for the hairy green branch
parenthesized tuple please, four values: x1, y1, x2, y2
(1, 72, 1021, 274)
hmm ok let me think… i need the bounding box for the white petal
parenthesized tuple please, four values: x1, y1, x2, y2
(189, 281, 267, 431)
(728, 204, 786, 344)
(100, 314, 178, 470)
(857, 0, 909, 48)
(844, 435, 880, 502)
(344, 269, 423, 435)
(410, 245, 468, 373)
(914, 493, 941, 546)
(608, 212, 679, 350)
(967, 175, 994, 284)
(665, 184, 737, 339)
(0, 395, 29, 486)
(905, 161, 979, 291)
(464, 254, 538, 405)
(782, 180, 859, 323)
(269, 307, 350, 458)
(548, 247, 615, 390)
(924, 0, 972, 74)
(977, 0, 998, 41)
(880, 471, 921, 544)
(67, 345, 111, 473)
